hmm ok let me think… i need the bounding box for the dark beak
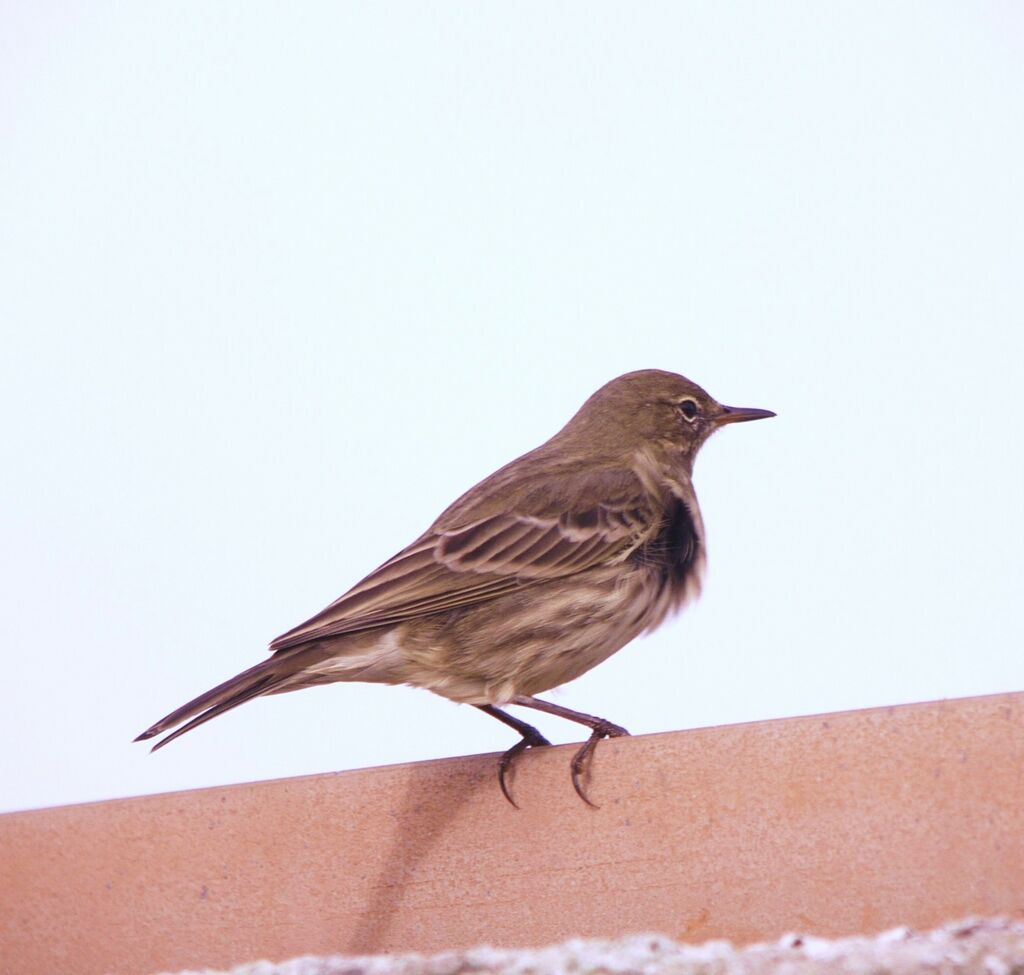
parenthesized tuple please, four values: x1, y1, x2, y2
(716, 404, 776, 425)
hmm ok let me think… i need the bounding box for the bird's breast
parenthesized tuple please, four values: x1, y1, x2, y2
(632, 492, 706, 612)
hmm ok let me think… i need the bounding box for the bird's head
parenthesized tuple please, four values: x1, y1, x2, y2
(562, 369, 775, 465)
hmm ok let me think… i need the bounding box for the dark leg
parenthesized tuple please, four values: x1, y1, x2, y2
(510, 695, 629, 807)
(475, 704, 552, 808)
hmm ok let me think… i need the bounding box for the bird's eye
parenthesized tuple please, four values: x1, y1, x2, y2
(678, 399, 699, 420)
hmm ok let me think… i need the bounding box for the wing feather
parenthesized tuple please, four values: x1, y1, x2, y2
(269, 466, 658, 653)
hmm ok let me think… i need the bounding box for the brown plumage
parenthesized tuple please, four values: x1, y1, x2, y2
(136, 369, 774, 805)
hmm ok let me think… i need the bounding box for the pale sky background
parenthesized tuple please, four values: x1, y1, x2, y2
(2, 3, 1023, 814)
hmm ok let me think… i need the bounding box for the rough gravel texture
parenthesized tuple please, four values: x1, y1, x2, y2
(163, 917, 1024, 975)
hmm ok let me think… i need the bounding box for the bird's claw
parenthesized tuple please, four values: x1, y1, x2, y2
(497, 730, 551, 808)
(570, 720, 630, 807)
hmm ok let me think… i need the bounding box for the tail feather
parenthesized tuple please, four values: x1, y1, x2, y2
(147, 674, 279, 751)
(135, 657, 298, 751)
(136, 633, 397, 751)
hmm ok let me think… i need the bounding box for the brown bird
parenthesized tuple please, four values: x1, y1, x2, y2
(136, 369, 774, 805)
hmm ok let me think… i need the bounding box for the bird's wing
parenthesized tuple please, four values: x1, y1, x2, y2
(269, 466, 657, 652)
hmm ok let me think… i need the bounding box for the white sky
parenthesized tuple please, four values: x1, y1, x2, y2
(2, 3, 1023, 814)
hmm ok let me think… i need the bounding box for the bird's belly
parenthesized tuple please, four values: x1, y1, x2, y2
(398, 564, 680, 705)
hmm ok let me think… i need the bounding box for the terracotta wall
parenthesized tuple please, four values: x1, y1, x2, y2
(2, 692, 1023, 975)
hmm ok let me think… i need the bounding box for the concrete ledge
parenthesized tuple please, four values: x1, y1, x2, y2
(3, 692, 1024, 975)
(165, 917, 1024, 975)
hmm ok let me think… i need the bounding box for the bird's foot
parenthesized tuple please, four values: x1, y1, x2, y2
(497, 728, 552, 808)
(570, 719, 630, 808)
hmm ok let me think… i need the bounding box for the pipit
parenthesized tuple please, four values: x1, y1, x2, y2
(137, 369, 774, 805)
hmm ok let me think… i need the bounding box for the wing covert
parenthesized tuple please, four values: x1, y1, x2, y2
(269, 467, 656, 653)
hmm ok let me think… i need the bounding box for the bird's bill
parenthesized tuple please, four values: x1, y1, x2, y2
(715, 404, 777, 425)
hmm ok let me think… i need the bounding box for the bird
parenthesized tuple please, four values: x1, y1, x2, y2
(136, 369, 774, 806)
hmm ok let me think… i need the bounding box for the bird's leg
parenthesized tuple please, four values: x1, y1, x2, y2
(509, 695, 629, 807)
(475, 704, 552, 808)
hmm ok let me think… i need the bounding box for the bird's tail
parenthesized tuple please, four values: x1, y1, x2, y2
(134, 650, 315, 752)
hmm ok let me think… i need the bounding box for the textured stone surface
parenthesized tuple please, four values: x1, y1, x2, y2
(164, 918, 1024, 975)
(4, 692, 1024, 975)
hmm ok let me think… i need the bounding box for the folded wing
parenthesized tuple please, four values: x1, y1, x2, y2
(269, 466, 657, 652)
